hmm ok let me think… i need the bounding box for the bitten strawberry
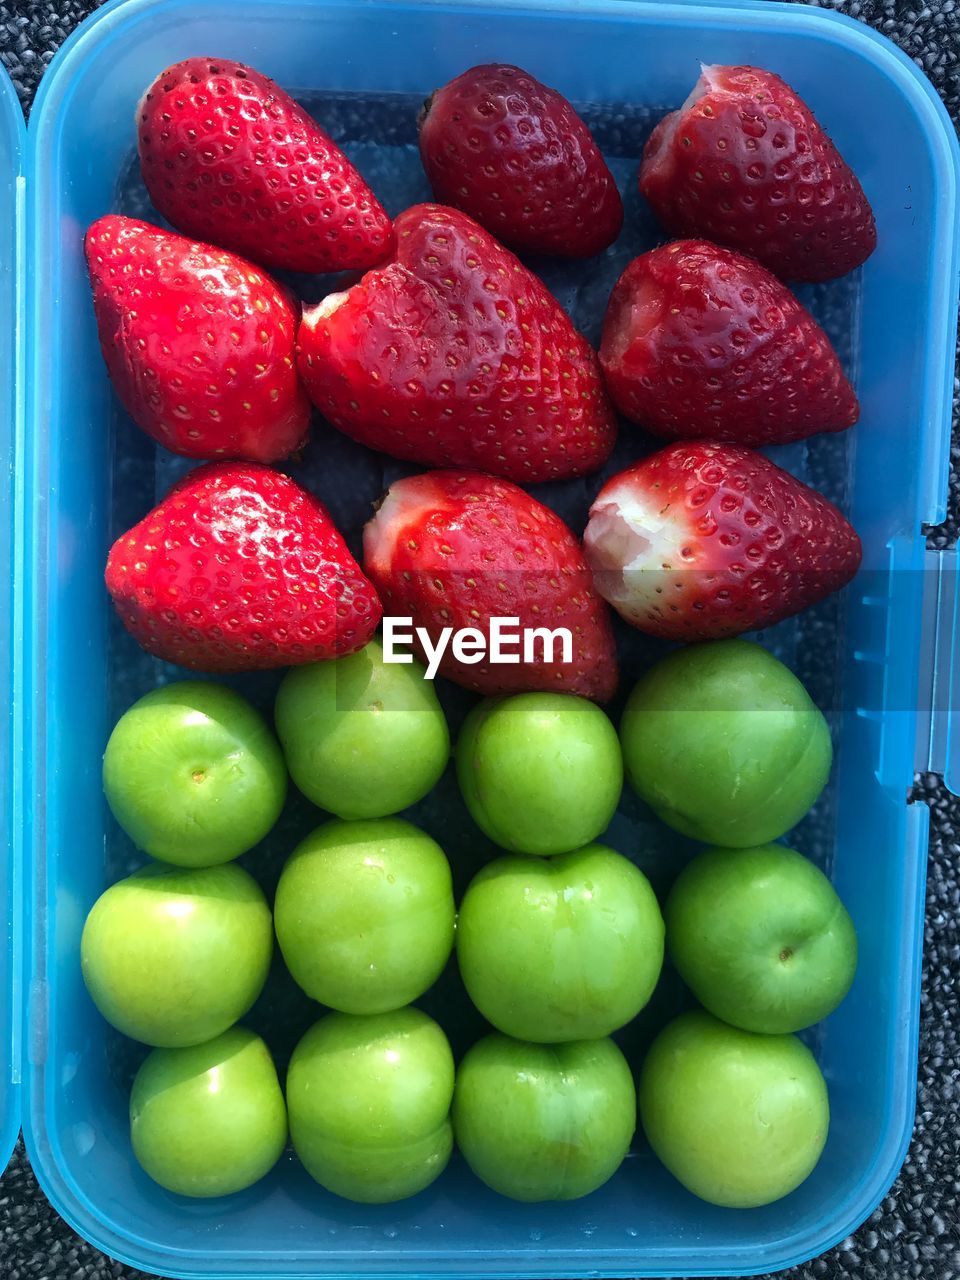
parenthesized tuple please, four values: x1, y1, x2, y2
(639, 66, 876, 282)
(418, 63, 623, 257)
(298, 204, 617, 483)
(106, 463, 381, 672)
(85, 215, 310, 463)
(137, 57, 393, 274)
(583, 443, 861, 640)
(363, 471, 618, 702)
(600, 240, 859, 445)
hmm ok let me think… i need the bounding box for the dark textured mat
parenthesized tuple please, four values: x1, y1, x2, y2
(0, 1, 958, 1278)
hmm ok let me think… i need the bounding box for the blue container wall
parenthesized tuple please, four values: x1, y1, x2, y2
(23, 1, 958, 1277)
(0, 63, 23, 1176)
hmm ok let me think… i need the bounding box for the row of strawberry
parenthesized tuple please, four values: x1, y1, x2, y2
(87, 56, 873, 691)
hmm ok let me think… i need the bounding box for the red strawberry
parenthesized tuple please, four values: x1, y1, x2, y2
(106, 462, 382, 672)
(418, 63, 623, 257)
(363, 471, 618, 702)
(600, 240, 859, 446)
(137, 57, 393, 274)
(583, 443, 861, 640)
(639, 66, 876, 282)
(85, 215, 310, 463)
(298, 204, 617, 484)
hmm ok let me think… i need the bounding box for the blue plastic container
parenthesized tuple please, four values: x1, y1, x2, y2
(16, 0, 960, 1276)
(0, 61, 23, 1180)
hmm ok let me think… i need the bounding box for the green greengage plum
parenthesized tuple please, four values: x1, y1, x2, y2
(274, 639, 450, 819)
(666, 843, 857, 1033)
(453, 1033, 636, 1201)
(286, 1007, 454, 1202)
(456, 693, 623, 856)
(639, 1010, 829, 1207)
(103, 681, 287, 867)
(620, 640, 832, 847)
(274, 817, 454, 1013)
(130, 1026, 287, 1197)
(80, 862, 272, 1046)
(457, 843, 664, 1041)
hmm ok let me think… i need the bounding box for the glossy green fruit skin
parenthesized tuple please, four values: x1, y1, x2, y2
(666, 843, 857, 1033)
(456, 693, 623, 856)
(453, 1033, 636, 1201)
(620, 640, 832, 847)
(103, 681, 287, 867)
(287, 1007, 454, 1203)
(457, 843, 664, 1041)
(275, 639, 450, 820)
(80, 862, 272, 1047)
(639, 1010, 829, 1207)
(130, 1026, 287, 1198)
(274, 817, 455, 1013)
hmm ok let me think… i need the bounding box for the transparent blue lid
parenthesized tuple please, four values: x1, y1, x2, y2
(0, 60, 24, 1175)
